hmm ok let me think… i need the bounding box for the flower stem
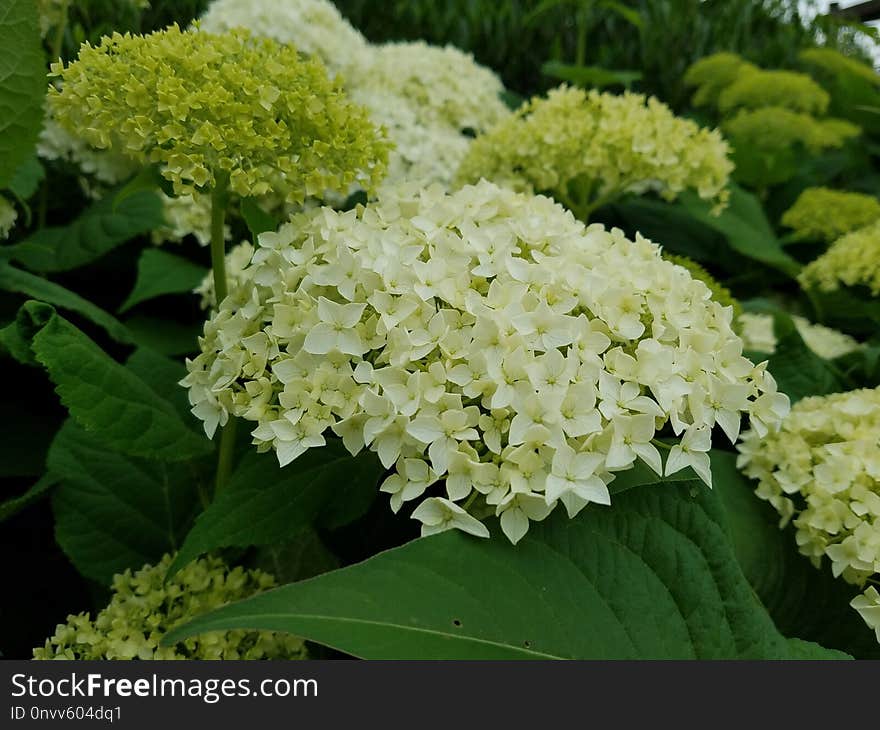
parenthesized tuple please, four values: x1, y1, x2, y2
(209, 174, 235, 497)
(209, 175, 230, 305)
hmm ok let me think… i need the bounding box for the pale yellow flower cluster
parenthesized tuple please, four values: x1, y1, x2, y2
(799, 220, 880, 294)
(738, 312, 861, 360)
(0, 197, 18, 240)
(717, 68, 830, 116)
(782, 187, 880, 243)
(182, 181, 787, 544)
(737, 387, 880, 606)
(48, 24, 388, 203)
(33, 554, 306, 660)
(456, 85, 732, 218)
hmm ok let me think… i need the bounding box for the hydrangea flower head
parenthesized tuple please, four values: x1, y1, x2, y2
(782, 187, 880, 243)
(683, 52, 758, 108)
(799, 220, 880, 294)
(852, 586, 880, 643)
(182, 181, 787, 544)
(198, 0, 370, 73)
(33, 554, 306, 660)
(0, 197, 18, 240)
(717, 68, 830, 116)
(663, 254, 742, 325)
(456, 86, 732, 217)
(738, 312, 861, 360)
(723, 107, 859, 156)
(48, 24, 389, 202)
(738, 387, 880, 590)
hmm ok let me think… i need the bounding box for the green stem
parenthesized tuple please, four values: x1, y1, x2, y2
(651, 438, 672, 452)
(208, 174, 236, 497)
(209, 175, 230, 305)
(50, 0, 71, 62)
(214, 417, 238, 497)
(805, 287, 825, 325)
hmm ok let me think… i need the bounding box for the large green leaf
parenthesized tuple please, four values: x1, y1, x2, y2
(20, 302, 210, 461)
(120, 248, 206, 313)
(712, 450, 878, 659)
(123, 314, 199, 356)
(167, 443, 384, 577)
(677, 185, 801, 277)
(165, 479, 844, 659)
(0, 0, 45, 189)
(49, 421, 205, 585)
(125, 346, 191, 419)
(0, 261, 132, 344)
(2, 190, 163, 273)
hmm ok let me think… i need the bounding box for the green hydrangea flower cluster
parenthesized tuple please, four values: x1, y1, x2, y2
(799, 220, 880, 295)
(717, 68, 829, 116)
(48, 24, 389, 202)
(799, 47, 880, 88)
(683, 52, 861, 188)
(456, 85, 732, 219)
(782, 187, 880, 243)
(683, 52, 758, 108)
(738, 312, 861, 360)
(737, 387, 880, 642)
(33, 554, 306, 660)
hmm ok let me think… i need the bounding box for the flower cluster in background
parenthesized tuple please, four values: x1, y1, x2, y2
(738, 312, 862, 360)
(183, 180, 787, 544)
(737, 387, 880, 638)
(456, 85, 732, 219)
(33, 554, 306, 660)
(781, 187, 880, 243)
(799, 220, 880, 294)
(48, 24, 388, 202)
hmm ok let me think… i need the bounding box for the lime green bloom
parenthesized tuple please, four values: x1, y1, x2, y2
(718, 68, 830, 116)
(663, 254, 742, 324)
(48, 24, 389, 202)
(799, 47, 880, 87)
(723, 107, 858, 154)
(33, 554, 306, 660)
(799, 220, 880, 294)
(782, 187, 880, 243)
(683, 52, 758, 108)
(457, 86, 732, 218)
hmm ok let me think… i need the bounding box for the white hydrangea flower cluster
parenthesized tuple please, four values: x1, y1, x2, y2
(852, 586, 880, 643)
(182, 181, 788, 544)
(198, 0, 370, 74)
(738, 312, 861, 360)
(737, 387, 880, 587)
(195, 240, 254, 309)
(198, 0, 509, 190)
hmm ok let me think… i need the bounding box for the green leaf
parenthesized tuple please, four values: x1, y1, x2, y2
(120, 248, 206, 313)
(21, 301, 211, 461)
(0, 262, 133, 344)
(0, 0, 45, 189)
(167, 443, 383, 577)
(240, 197, 279, 240)
(111, 165, 164, 212)
(49, 421, 205, 585)
(165, 480, 843, 659)
(542, 61, 642, 89)
(712, 450, 878, 659)
(7, 155, 44, 200)
(0, 473, 56, 523)
(3, 190, 164, 273)
(677, 185, 801, 277)
(123, 314, 199, 356)
(125, 346, 191, 420)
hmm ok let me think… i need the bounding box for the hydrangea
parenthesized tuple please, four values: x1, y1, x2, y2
(456, 86, 732, 219)
(799, 220, 880, 294)
(196, 240, 254, 309)
(198, 0, 370, 74)
(33, 554, 306, 660)
(48, 24, 389, 202)
(182, 180, 788, 544)
(683, 52, 758, 108)
(799, 48, 880, 87)
(781, 187, 880, 243)
(737, 387, 880, 590)
(717, 68, 830, 116)
(852, 586, 880, 643)
(155, 193, 218, 246)
(663, 255, 742, 325)
(0, 197, 18, 240)
(346, 41, 509, 135)
(738, 312, 862, 360)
